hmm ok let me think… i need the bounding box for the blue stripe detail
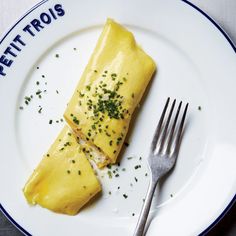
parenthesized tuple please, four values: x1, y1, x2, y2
(0, 1, 235, 236)
(182, 0, 236, 53)
(181, 0, 236, 234)
(199, 196, 236, 235)
(0, 0, 49, 44)
(0, 204, 32, 236)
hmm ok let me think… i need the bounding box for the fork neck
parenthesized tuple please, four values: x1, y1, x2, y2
(133, 176, 158, 236)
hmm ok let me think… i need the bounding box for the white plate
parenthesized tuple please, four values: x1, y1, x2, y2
(0, 0, 235, 235)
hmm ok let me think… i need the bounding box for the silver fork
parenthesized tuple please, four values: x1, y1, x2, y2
(133, 97, 189, 236)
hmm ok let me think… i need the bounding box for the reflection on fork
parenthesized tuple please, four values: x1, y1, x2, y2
(133, 97, 189, 236)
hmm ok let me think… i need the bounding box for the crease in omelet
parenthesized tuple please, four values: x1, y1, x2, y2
(23, 126, 101, 215)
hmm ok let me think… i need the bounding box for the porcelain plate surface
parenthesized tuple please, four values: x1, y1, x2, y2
(0, 0, 235, 235)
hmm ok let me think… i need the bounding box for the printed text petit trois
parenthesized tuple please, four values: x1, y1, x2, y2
(0, 4, 65, 77)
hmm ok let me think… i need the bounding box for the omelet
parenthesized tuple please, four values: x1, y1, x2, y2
(23, 126, 101, 215)
(64, 18, 156, 167)
(23, 19, 156, 215)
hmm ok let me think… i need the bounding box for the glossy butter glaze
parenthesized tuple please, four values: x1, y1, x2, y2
(64, 19, 156, 167)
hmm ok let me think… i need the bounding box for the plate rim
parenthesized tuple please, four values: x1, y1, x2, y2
(0, 0, 235, 235)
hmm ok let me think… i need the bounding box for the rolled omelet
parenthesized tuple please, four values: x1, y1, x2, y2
(23, 126, 101, 215)
(64, 19, 156, 168)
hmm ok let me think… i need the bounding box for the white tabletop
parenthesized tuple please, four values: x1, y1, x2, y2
(0, 1, 235, 236)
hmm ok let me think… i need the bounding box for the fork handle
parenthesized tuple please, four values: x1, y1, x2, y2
(133, 178, 158, 236)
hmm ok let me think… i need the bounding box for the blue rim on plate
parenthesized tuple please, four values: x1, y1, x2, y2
(0, 204, 32, 236)
(0, 0, 235, 235)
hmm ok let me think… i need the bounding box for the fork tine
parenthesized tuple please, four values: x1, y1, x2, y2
(159, 99, 176, 152)
(150, 97, 170, 152)
(173, 103, 189, 155)
(167, 101, 182, 153)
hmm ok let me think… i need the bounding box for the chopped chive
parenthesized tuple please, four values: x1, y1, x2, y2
(36, 89, 42, 95)
(86, 85, 91, 91)
(38, 107, 42, 113)
(24, 96, 31, 102)
(134, 165, 141, 170)
(107, 170, 112, 178)
(72, 116, 79, 125)
(79, 92, 84, 97)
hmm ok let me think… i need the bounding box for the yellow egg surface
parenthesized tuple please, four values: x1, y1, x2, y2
(64, 18, 156, 168)
(23, 126, 101, 215)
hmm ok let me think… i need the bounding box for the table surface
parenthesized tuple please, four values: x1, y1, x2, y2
(0, 0, 235, 235)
